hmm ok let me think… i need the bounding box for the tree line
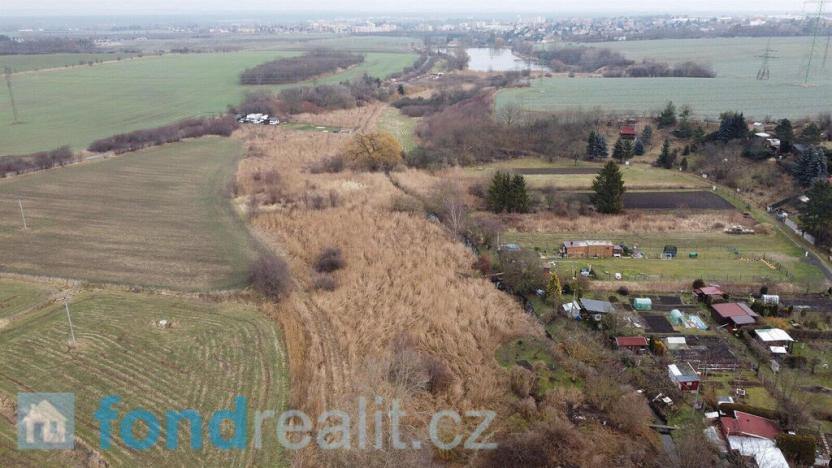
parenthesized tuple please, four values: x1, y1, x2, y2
(523, 44, 714, 78)
(87, 116, 238, 153)
(0, 35, 97, 55)
(239, 49, 364, 85)
(235, 74, 390, 116)
(0, 146, 75, 177)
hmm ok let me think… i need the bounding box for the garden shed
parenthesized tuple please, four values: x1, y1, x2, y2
(633, 297, 652, 311)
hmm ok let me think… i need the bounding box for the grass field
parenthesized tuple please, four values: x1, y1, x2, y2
(503, 228, 825, 288)
(0, 137, 257, 290)
(464, 158, 709, 190)
(0, 53, 144, 73)
(0, 291, 288, 466)
(0, 50, 416, 155)
(377, 106, 419, 152)
(498, 37, 832, 120)
(0, 280, 50, 320)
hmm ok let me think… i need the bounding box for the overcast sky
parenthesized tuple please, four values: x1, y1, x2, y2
(2, 0, 812, 17)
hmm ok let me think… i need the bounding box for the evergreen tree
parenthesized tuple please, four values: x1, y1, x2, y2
(657, 139, 673, 169)
(680, 157, 689, 171)
(487, 171, 530, 213)
(775, 119, 794, 152)
(658, 101, 677, 128)
(594, 133, 608, 159)
(796, 146, 829, 186)
(586, 131, 598, 159)
(799, 180, 832, 244)
(612, 138, 625, 162)
(634, 138, 645, 156)
(641, 125, 654, 146)
(683, 145, 691, 156)
(623, 139, 634, 160)
(800, 123, 822, 144)
(509, 174, 530, 213)
(717, 112, 747, 142)
(673, 105, 693, 138)
(591, 161, 625, 214)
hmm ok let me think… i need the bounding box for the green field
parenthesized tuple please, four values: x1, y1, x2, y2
(0, 50, 416, 155)
(504, 228, 825, 288)
(0, 280, 50, 320)
(0, 291, 288, 466)
(0, 53, 145, 73)
(498, 37, 832, 120)
(0, 137, 257, 290)
(378, 106, 419, 152)
(464, 158, 708, 190)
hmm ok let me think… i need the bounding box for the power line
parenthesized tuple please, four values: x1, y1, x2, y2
(756, 38, 777, 80)
(3, 66, 20, 124)
(803, 0, 827, 84)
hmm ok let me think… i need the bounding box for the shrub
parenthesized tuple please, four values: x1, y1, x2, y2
(390, 194, 424, 214)
(314, 247, 345, 273)
(313, 273, 338, 291)
(692, 279, 705, 289)
(248, 254, 291, 301)
(308, 155, 345, 174)
(240, 50, 364, 85)
(426, 356, 454, 395)
(88, 116, 238, 153)
(776, 434, 816, 465)
(617, 286, 630, 296)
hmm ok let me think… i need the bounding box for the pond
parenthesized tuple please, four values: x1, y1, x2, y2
(465, 47, 550, 72)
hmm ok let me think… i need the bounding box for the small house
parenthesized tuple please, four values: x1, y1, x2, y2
(579, 298, 615, 321)
(720, 411, 787, 468)
(615, 336, 649, 353)
(561, 300, 581, 320)
(561, 240, 621, 258)
(754, 328, 794, 354)
(668, 362, 700, 392)
(694, 285, 728, 304)
(711, 302, 758, 328)
(619, 126, 637, 140)
(633, 297, 652, 311)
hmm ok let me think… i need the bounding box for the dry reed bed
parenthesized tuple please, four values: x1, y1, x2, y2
(236, 109, 537, 463)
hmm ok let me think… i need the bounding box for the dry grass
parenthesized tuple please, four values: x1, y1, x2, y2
(236, 107, 538, 464)
(291, 103, 386, 130)
(500, 210, 752, 234)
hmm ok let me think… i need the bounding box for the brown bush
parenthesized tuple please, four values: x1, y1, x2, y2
(312, 273, 338, 291)
(390, 194, 424, 214)
(510, 366, 536, 399)
(314, 247, 345, 273)
(425, 355, 454, 395)
(88, 116, 238, 153)
(248, 254, 291, 301)
(308, 154, 345, 174)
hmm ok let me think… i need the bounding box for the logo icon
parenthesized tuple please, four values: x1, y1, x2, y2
(17, 393, 75, 450)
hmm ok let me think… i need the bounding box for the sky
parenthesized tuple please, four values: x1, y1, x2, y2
(1, 0, 812, 17)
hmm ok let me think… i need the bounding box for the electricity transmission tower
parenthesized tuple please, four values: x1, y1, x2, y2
(3, 66, 20, 124)
(756, 39, 777, 80)
(803, 0, 828, 84)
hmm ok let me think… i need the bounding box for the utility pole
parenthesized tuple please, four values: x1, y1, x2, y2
(803, 0, 827, 84)
(3, 66, 20, 124)
(18, 199, 28, 230)
(823, 32, 831, 69)
(755, 38, 777, 80)
(65, 302, 77, 346)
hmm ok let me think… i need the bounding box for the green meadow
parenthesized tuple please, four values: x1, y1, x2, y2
(498, 37, 832, 120)
(0, 50, 416, 155)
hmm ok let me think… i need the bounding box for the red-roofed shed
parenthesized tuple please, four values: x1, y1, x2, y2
(720, 411, 781, 440)
(711, 302, 758, 328)
(694, 286, 728, 304)
(620, 126, 637, 140)
(615, 336, 649, 352)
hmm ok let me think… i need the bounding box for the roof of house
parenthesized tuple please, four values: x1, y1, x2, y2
(580, 298, 614, 314)
(712, 302, 759, 319)
(620, 126, 637, 135)
(720, 411, 781, 440)
(563, 240, 614, 248)
(695, 286, 726, 296)
(754, 328, 794, 343)
(616, 336, 648, 347)
(668, 362, 700, 383)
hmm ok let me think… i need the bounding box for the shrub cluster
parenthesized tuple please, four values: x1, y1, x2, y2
(0, 146, 75, 177)
(0, 35, 96, 54)
(239, 50, 364, 85)
(248, 254, 292, 301)
(87, 116, 238, 153)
